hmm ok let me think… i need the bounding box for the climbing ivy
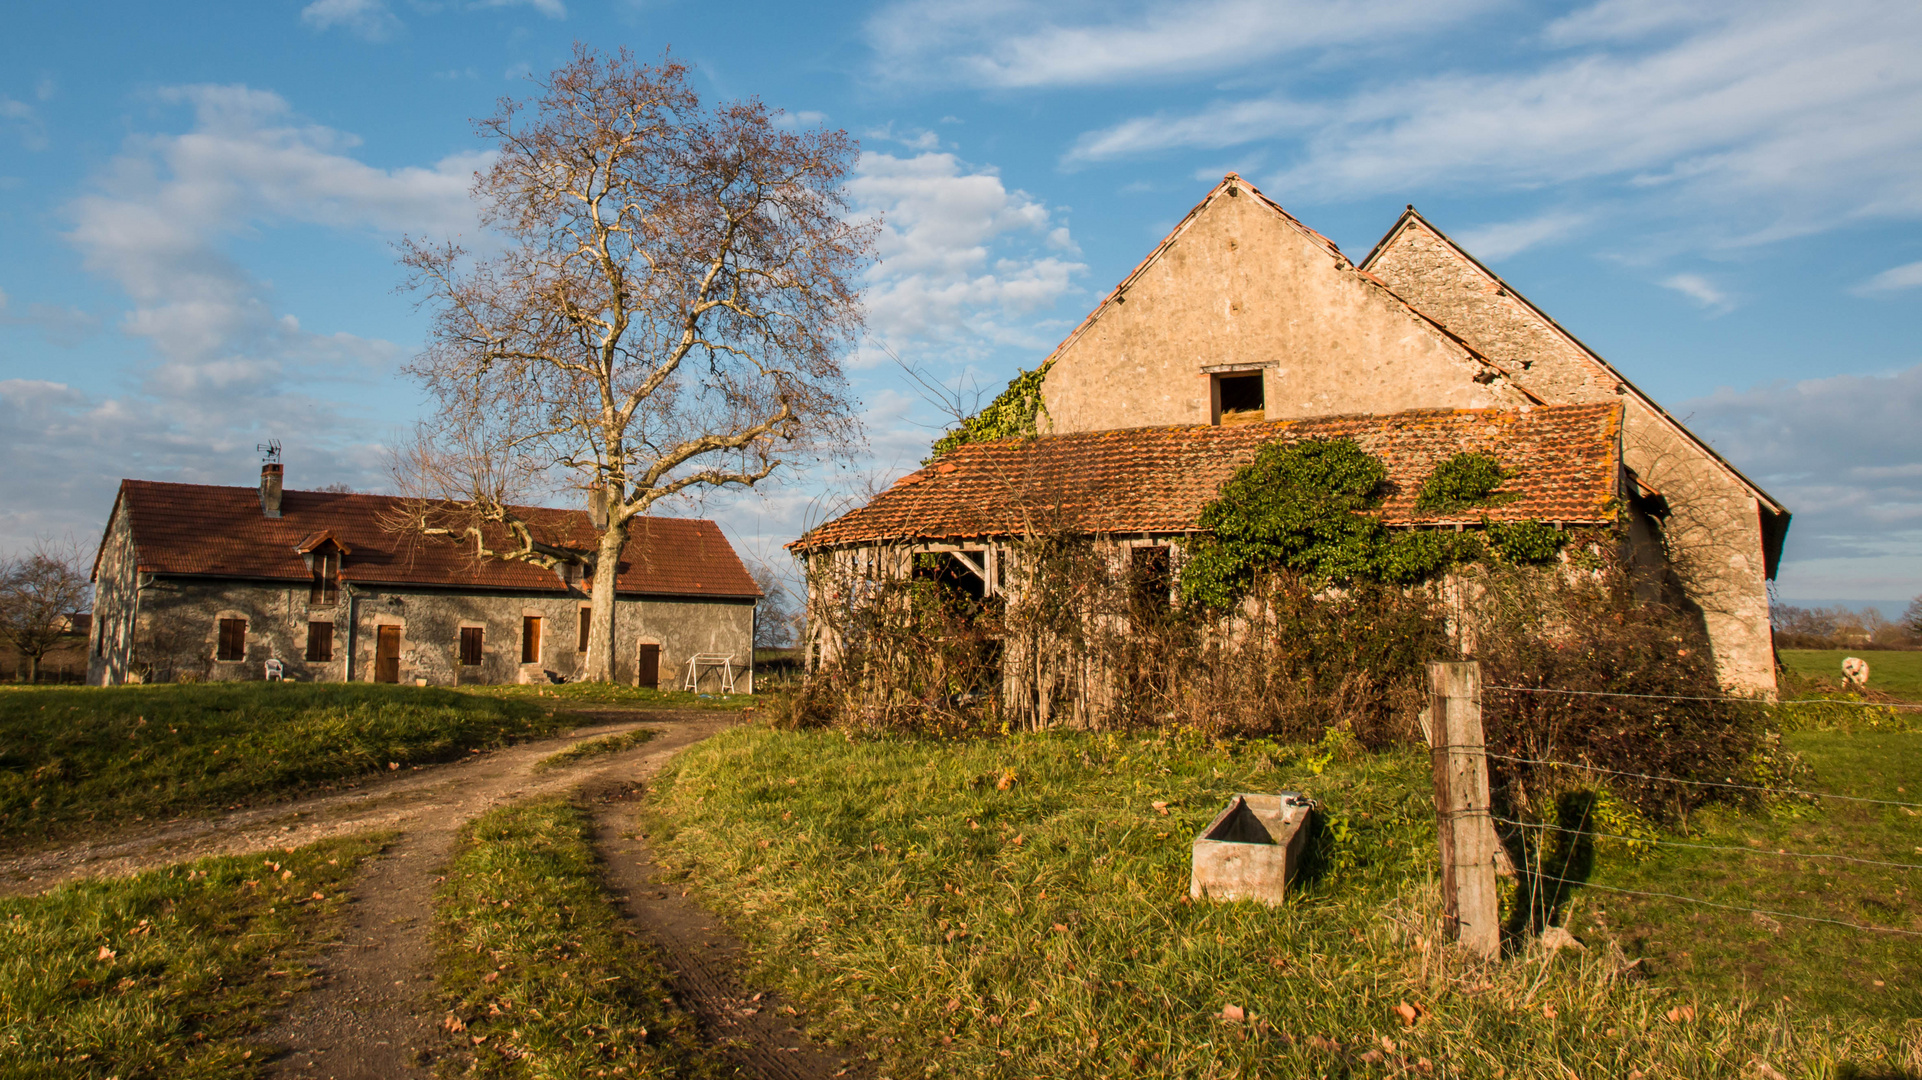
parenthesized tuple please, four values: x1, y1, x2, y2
(926, 360, 1054, 461)
(1415, 451, 1516, 514)
(1181, 438, 1568, 609)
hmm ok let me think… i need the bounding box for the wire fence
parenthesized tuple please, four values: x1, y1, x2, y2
(1454, 680, 1922, 942)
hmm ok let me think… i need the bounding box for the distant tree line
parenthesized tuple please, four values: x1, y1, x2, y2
(1772, 597, 1922, 650)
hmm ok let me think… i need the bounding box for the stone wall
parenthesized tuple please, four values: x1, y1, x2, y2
(1362, 217, 1780, 694)
(101, 576, 754, 692)
(1039, 181, 1532, 434)
(88, 504, 140, 686)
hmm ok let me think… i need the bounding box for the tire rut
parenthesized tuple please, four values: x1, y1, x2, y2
(587, 782, 873, 1080)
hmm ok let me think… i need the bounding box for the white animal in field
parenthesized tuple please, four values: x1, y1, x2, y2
(1841, 656, 1869, 686)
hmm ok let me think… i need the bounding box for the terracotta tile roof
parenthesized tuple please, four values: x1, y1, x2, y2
(794, 404, 1622, 551)
(109, 481, 760, 599)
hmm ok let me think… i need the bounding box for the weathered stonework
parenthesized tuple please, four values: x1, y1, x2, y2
(1038, 181, 1532, 434)
(1359, 212, 1785, 694)
(110, 578, 750, 690)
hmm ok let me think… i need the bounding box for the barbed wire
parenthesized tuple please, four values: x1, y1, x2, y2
(1491, 815, 1922, 872)
(1484, 683, 1922, 711)
(1524, 871, 1922, 938)
(1482, 751, 1922, 808)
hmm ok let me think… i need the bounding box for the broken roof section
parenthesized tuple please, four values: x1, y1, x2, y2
(794, 404, 1621, 552)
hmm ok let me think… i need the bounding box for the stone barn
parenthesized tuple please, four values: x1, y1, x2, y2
(796, 174, 1787, 695)
(89, 463, 760, 690)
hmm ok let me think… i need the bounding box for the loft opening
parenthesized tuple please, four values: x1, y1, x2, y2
(1213, 372, 1264, 425)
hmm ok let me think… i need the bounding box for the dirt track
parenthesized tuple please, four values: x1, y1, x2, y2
(0, 709, 864, 1080)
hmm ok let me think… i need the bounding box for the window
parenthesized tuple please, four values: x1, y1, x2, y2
(521, 616, 542, 663)
(459, 626, 484, 667)
(1213, 372, 1264, 425)
(216, 618, 247, 662)
(310, 550, 340, 605)
(305, 621, 334, 662)
(578, 608, 591, 652)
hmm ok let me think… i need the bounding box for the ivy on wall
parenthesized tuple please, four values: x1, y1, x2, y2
(1181, 438, 1570, 609)
(926, 361, 1054, 461)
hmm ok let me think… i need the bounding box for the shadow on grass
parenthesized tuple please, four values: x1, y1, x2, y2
(1501, 790, 1598, 951)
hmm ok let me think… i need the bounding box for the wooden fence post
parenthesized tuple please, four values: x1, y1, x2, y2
(1428, 660, 1500, 961)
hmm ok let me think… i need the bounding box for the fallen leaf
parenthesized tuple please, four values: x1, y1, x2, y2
(1307, 1035, 1340, 1052)
(1152, 801, 1169, 815)
(1052, 923, 1069, 933)
(996, 769, 1017, 791)
(97, 946, 115, 962)
(1380, 1036, 1398, 1053)
(311, 892, 325, 901)
(1753, 1059, 1788, 1080)
(389, 762, 400, 770)
(483, 971, 501, 984)
(1220, 1004, 1245, 1022)
(1542, 1004, 1558, 1019)
(1012, 834, 1024, 846)
(443, 1015, 467, 1033)
(1394, 1001, 1424, 1026)
(1665, 1004, 1695, 1023)
(1360, 1050, 1384, 1063)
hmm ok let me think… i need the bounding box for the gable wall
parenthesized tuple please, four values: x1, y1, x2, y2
(1365, 221, 1777, 695)
(1039, 188, 1531, 434)
(88, 502, 139, 686)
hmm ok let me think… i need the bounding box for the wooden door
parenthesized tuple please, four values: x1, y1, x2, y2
(636, 643, 660, 690)
(375, 625, 401, 684)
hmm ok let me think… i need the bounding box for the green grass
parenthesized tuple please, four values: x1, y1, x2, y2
(461, 683, 760, 710)
(0, 834, 384, 1079)
(0, 683, 566, 847)
(433, 797, 714, 1078)
(532, 728, 657, 772)
(1780, 649, 1922, 701)
(1568, 728, 1922, 1020)
(642, 726, 1915, 1079)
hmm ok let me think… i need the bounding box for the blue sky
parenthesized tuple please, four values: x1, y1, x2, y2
(1, 0, 1918, 602)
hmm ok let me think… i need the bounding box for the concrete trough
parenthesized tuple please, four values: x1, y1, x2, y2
(1189, 793, 1312, 905)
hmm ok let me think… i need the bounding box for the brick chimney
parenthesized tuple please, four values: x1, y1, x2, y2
(260, 462, 283, 518)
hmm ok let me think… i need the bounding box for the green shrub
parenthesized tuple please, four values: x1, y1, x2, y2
(1414, 451, 1515, 514)
(927, 360, 1053, 459)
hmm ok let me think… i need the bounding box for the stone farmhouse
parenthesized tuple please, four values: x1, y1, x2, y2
(795, 175, 1787, 695)
(89, 463, 760, 690)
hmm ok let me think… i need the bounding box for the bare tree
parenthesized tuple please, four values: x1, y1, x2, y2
(0, 537, 92, 683)
(391, 46, 874, 681)
(748, 558, 803, 650)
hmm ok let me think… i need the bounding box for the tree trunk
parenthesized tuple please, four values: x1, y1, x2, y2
(583, 520, 629, 682)
(24, 652, 40, 684)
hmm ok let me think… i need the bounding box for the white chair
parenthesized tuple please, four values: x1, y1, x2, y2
(264, 658, 284, 682)
(682, 654, 738, 694)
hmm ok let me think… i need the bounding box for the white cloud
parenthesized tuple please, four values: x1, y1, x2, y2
(868, 0, 1493, 88)
(64, 84, 480, 383)
(475, 0, 567, 17)
(1681, 364, 1922, 598)
(1451, 210, 1593, 261)
(850, 152, 1085, 358)
(0, 95, 46, 151)
(1065, 1, 1922, 243)
(0, 84, 487, 551)
(300, 0, 402, 41)
(1855, 260, 1922, 294)
(1660, 273, 1733, 313)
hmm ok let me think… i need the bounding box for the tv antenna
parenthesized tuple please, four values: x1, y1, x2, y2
(258, 439, 282, 464)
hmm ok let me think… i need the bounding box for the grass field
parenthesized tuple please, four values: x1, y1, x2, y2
(0, 683, 565, 846)
(1779, 649, 1922, 700)
(531, 727, 656, 772)
(1569, 728, 1921, 1020)
(432, 798, 713, 1079)
(0, 834, 384, 1079)
(641, 726, 1916, 1079)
